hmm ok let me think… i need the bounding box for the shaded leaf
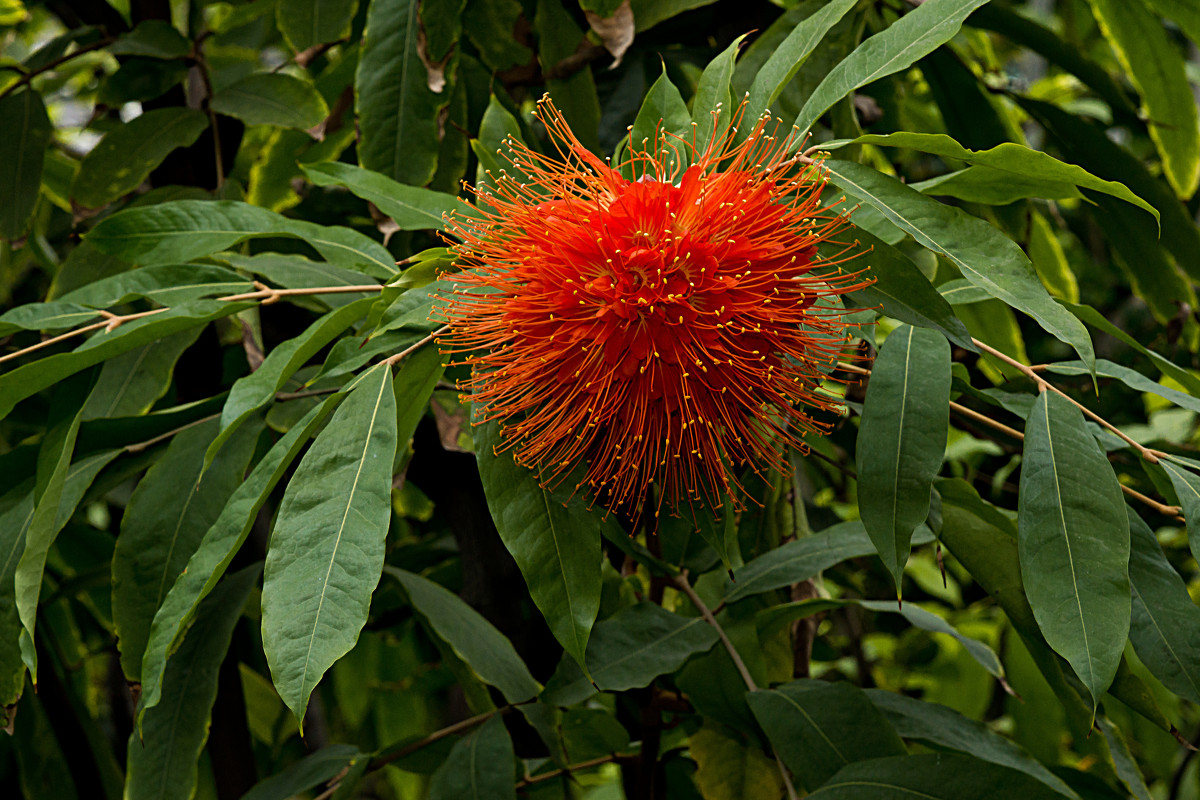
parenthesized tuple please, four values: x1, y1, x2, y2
(427, 715, 516, 800)
(0, 89, 51, 240)
(241, 746, 360, 800)
(689, 721, 784, 800)
(57, 264, 253, 308)
(276, 0, 358, 52)
(809, 754, 1071, 799)
(80, 327, 202, 420)
(211, 73, 329, 132)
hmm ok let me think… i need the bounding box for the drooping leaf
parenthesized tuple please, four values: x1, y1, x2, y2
(276, 0, 359, 52)
(857, 324, 951, 592)
(72, 108, 208, 208)
(387, 568, 541, 703)
(262, 364, 397, 723)
(217, 253, 375, 309)
(809, 754, 1072, 799)
(1096, 716, 1153, 800)
(1125, 506, 1200, 705)
(56, 264, 253, 308)
(823, 159, 1094, 371)
(1018, 391, 1129, 708)
(0, 302, 102, 337)
(80, 327, 202, 420)
(427, 715, 517, 800)
(912, 166, 1084, 206)
(137, 399, 341, 722)
(748, 680, 907, 792)
(241, 746, 360, 800)
(302, 161, 462, 231)
(211, 73, 329, 132)
(1160, 459, 1200, 565)
(124, 565, 259, 800)
(0, 89, 52, 240)
(689, 721, 785, 800)
(474, 418, 605, 671)
(541, 602, 719, 706)
(112, 415, 260, 680)
(793, 0, 992, 134)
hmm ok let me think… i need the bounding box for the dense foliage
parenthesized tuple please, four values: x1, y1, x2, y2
(4, 0, 1200, 798)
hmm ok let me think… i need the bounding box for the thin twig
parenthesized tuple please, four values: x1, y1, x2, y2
(0, 37, 116, 101)
(190, 37, 224, 188)
(369, 705, 516, 772)
(382, 326, 449, 366)
(124, 413, 219, 453)
(949, 400, 1024, 441)
(516, 753, 635, 787)
(275, 387, 340, 402)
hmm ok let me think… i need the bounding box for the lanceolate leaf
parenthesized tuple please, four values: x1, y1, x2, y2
(125, 565, 259, 800)
(691, 35, 743, 153)
(302, 162, 462, 231)
(857, 324, 951, 592)
(262, 364, 397, 723)
(427, 715, 517, 800)
(1044, 359, 1200, 415)
(1018, 391, 1129, 708)
(276, 0, 359, 52)
(1088, 0, 1200, 199)
(56, 264, 253, 308)
(0, 89, 52, 240)
(211, 73, 329, 132)
(386, 568, 541, 703)
(748, 680, 907, 792)
(629, 69, 691, 164)
(137, 399, 342, 723)
(1159, 459, 1200, 564)
(474, 419, 605, 671)
(80, 327, 202, 420)
(112, 415, 261, 680)
(1125, 506, 1200, 705)
(823, 160, 1095, 371)
(793, 0, 992, 134)
(808, 754, 1071, 799)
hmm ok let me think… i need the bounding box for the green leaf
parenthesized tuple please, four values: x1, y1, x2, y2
(474, 419, 604, 671)
(1160, 459, 1200, 565)
(276, 0, 359, 52)
(541, 602, 719, 706)
(689, 721, 785, 800)
(1018, 391, 1130, 708)
(80, 328, 202, 420)
(392, 344, 445, 447)
(112, 415, 261, 680)
(692, 35, 744, 153)
(262, 364, 398, 723)
(536, 0, 601, 153)
(823, 160, 1095, 371)
(241, 745, 360, 800)
(370, 279, 449, 338)
(110, 20, 190, 59)
(217, 253, 376, 308)
(427, 715, 517, 800)
(745, 0, 859, 122)
(0, 89, 51, 240)
(356, 0, 446, 186)
(1028, 211, 1078, 303)
(462, 0, 531, 71)
(386, 568, 541, 703)
(748, 680, 907, 792)
(1096, 716, 1153, 800)
(865, 691, 1079, 798)
(125, 564, 259, 800)
(1062, 302, 1200, 396)
(911, 166, 1085, 206)
(1125, 506, 1200, 705)
(1089, 0, 1200, 198)
(857, 325, 951, 591)
(302, 161, 461, 231)
(793, 0, 992, 134)
(72, 108, 208, 209)
(723, 520, 934, 604)
(832, 132, 1159, 225)
(86, 200, 397, 277)
(629, 69, 691, 167)
(57, 264, 253, 308)
(137, 399, 339, 723)
(205, 297, 373, 466)
(1045, 359, 1200, 416)
(211, 73, 330, 132)
(0, 302, 101, 337)
(809, 754, 1072, 799)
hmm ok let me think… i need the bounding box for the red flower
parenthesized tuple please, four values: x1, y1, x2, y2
(435, 97, 866, 516)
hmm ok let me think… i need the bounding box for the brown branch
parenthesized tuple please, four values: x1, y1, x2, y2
(0, 37, 117, 101)
(124, 413, 219, 453)
(190, 36, 224, 187)
(381, 326, 449, 366)
(516, 753, 636, 788)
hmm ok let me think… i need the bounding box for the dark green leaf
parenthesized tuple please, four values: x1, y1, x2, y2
(111, 20, 190, 59)
(242, 746, 360, 800)
(124, 565, 259, 800)
(72, 108, 208, 208)
(1019, 391, 1129, 707)
(57, 264, 253, 308)
(912, 166, 1084, 205)
(1161, 459, 1200, 564)
(112, 415, 260, 680)
(211, 73, 329, 132)
(462, 0, 531, 71)
(629, 69, 691, 162)
(536, 0, 601, 153)
(824, 160, 1094, 370)
(428, 715, 516, 800)
(387, 568, 541, 703)
(0, 302, 101, 337)
(0, 89, 51, 240)
(137, 399, 339, 722)
(80, 328, 202, 420)
(1046, 359, 1200, 415)
(217, 253, 376, 308)
(474, 419, 604, 671)
(392, 344, 445, 446)
(542, 602, 719, 706)
(302, 161, 461, 231)
(809, 754, 1072, 799)
(276, 0, 359, 52)
(794, 0, 992, 134)
(857, 324, 951, 591)
(692, 35, 743, 153)
(262, 364, 397, 722)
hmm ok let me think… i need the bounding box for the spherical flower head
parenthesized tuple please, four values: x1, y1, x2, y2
(434, 96, 868, 517)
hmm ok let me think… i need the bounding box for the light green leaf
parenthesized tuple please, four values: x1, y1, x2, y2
(137, 399, 340, 723)
(911, 166, 1085, 206)
(1018, 391, 1130, 708)
(809, 754, 1073, 799)
(630, 68, 692, 160)
(1089, 0, 1200, 198)
(356, 0, 446, 186)
(541, 602, 719, 706)
(211, 73, 329, 132)
(262, 364, 398, 723)
(387, 568, 541, 703)
(391, 344, 445, 447)
(831, 132, 1159, 224)
(793, 0, 992, 134)
(428, 715, 517, 800)
(857, 325, 951, 591)
(0, 302, 101, 337)
(125, 565, 259, 800)
(1045, 359, 1200, 416)
(689, 721, 785, 800)
(823, 160, 1095, 371)
(81, 328, 202, 420)
(474, 418, 605, 671)
(302, 161, 461, 231)
(1063, 302, 1200, 396)
(0, 89, 51, 240)
(86, 200, 397, 277)
(112, 415, 260, 680)
(276, 0, 359, 52)
(1125, 506, 1200, 705)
